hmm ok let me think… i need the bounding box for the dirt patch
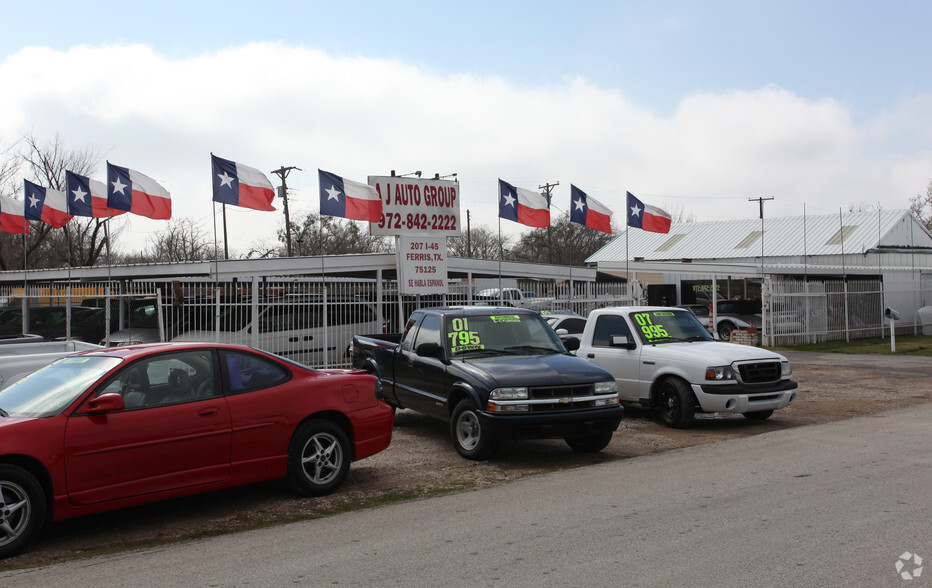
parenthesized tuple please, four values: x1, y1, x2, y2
(4, 362, 930, 570)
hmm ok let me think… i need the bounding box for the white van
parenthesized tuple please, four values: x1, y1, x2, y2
(173, 296, 382, 367)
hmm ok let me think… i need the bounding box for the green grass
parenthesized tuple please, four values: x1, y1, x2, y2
(771, 334, 932, 356)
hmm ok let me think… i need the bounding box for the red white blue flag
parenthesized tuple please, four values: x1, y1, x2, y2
(211, 154, 276, 211)
(627, 191, 671, 234)
(318, 169, 383, 222)
(24, 180, 71, 228)
(0, 195, 27, 234)
(107, 163, 172, 220)
(570, 185, 613, 234)
(499, 179, 550, 228)
(66, 170, 126, 218)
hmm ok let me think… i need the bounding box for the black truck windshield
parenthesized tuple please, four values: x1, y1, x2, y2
(445, 313, 565, 357)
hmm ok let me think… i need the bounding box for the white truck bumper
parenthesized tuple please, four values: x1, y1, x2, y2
(691, 382, 798, 414)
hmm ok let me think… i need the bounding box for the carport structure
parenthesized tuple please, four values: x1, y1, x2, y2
(0, 254, 632, 368)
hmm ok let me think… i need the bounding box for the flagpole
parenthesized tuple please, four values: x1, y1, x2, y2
(66, 227, 73, 341)
(497, 215, 503, 298)
(104, 214, 113, 346)
(211, 201, 219, 261)
(222, 204, 229, 260)
(21, 232, 27, 337)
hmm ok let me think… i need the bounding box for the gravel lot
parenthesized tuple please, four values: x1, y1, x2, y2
(4, 351, 931, 571)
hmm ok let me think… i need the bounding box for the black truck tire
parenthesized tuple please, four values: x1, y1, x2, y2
(451, 398, 500, 460)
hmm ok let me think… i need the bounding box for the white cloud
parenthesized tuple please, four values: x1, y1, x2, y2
(1, 42, 929, 252)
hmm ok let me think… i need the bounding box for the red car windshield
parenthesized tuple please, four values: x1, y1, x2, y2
(0, 356, 122, 418)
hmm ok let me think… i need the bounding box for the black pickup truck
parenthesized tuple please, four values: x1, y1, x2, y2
(349, 306, 623, 460)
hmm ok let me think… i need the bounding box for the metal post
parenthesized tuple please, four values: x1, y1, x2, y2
(271, 166, 302, 257)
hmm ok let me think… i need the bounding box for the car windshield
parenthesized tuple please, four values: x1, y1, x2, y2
(629, 310, 714, 344)
(445, 312, 565, 357)
(0, 356, 123, 418)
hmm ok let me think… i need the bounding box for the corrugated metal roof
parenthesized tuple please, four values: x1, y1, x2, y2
(587, 209, 932, 263)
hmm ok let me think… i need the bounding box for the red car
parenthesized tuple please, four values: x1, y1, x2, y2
(0, 342, 394, 558)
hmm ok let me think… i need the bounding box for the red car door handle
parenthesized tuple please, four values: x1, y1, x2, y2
(198, 407, 220, 417)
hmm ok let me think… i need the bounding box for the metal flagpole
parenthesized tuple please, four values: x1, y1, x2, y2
(497, 215, 503, 302)
(21, 232, 27, 337)
(839, 208, 849, 342)
(104, 214, 112, 345)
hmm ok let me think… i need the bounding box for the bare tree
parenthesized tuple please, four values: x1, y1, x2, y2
(447, 224, 511, 260)
(140, 217, 212, 262)
(910, 179, 932, 231)
(508, 213, 615, 265)
(0, 133, 118, 270)
(282, 212, 392, 256)
(665, 203, 696, 223)
(0, 138, 21, 200)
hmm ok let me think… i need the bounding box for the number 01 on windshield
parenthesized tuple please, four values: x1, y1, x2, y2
(448, 317, 482, 352)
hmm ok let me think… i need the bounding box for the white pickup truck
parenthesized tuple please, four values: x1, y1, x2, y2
(575, 306, 798, 427)
(0, 340, 103, 389)
(474, 288, 552, 310)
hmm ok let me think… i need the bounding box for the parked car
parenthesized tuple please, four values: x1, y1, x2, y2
(576, 306, 798, 427)
(0, 342, 394, 558)
(544, 313, 588, 335)
(474, 288, 553, 310)
(80, 297, 194, 347)
(173, 296, 382, 366)
(350, 306, 622, 460)
(0, 306, 100, 342)
(679, 300, 802, 340)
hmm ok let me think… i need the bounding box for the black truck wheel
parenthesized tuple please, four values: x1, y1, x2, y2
(656, 377, 696, 428)
(451, 398, 500, 461)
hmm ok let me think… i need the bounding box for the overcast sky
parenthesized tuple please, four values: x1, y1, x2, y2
(1, 0, 930, 254)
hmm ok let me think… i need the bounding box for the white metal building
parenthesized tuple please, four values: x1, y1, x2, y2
(587, 209, 932, 343)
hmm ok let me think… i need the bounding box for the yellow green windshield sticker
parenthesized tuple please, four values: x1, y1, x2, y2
(490, 315, 521, 323)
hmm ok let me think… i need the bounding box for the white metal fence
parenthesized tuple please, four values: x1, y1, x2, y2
(764, 276, 927, 345)
(4, 273, 925, 364)
(1, 278, 634, 368)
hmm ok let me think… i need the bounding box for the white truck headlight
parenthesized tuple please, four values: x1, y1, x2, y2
(781, 361, 792, 377)
(705, 366, 737, 381)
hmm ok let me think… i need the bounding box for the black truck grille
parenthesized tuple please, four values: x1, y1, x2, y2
(528, 384, 598, 412)
(737, 361, 782, 384)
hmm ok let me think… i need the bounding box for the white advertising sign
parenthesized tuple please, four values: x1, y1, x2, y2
(367, 176, 461, 237)
(397, 236, 448, 295)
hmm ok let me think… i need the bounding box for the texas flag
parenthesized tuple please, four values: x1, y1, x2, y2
(627, 191, 671, 234)
(211, 154, 276, 211)
(66, 171, 127, 218)
(498, 179, 550, 228)
(107, 163, 172, 220)
(318, 169, 383, 222)
(0, 195, 27, 234)
(569, 185, 613, 234)
(24, 180, 71, 228)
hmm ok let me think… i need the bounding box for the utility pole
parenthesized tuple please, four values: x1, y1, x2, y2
(749, 196, 774, 277)
(271, 166, 301, 257)
(539, 181, 559, 264)
(467, 210, 472, 258)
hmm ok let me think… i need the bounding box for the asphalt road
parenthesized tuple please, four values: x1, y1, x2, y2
(4, 359, 931, 587)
